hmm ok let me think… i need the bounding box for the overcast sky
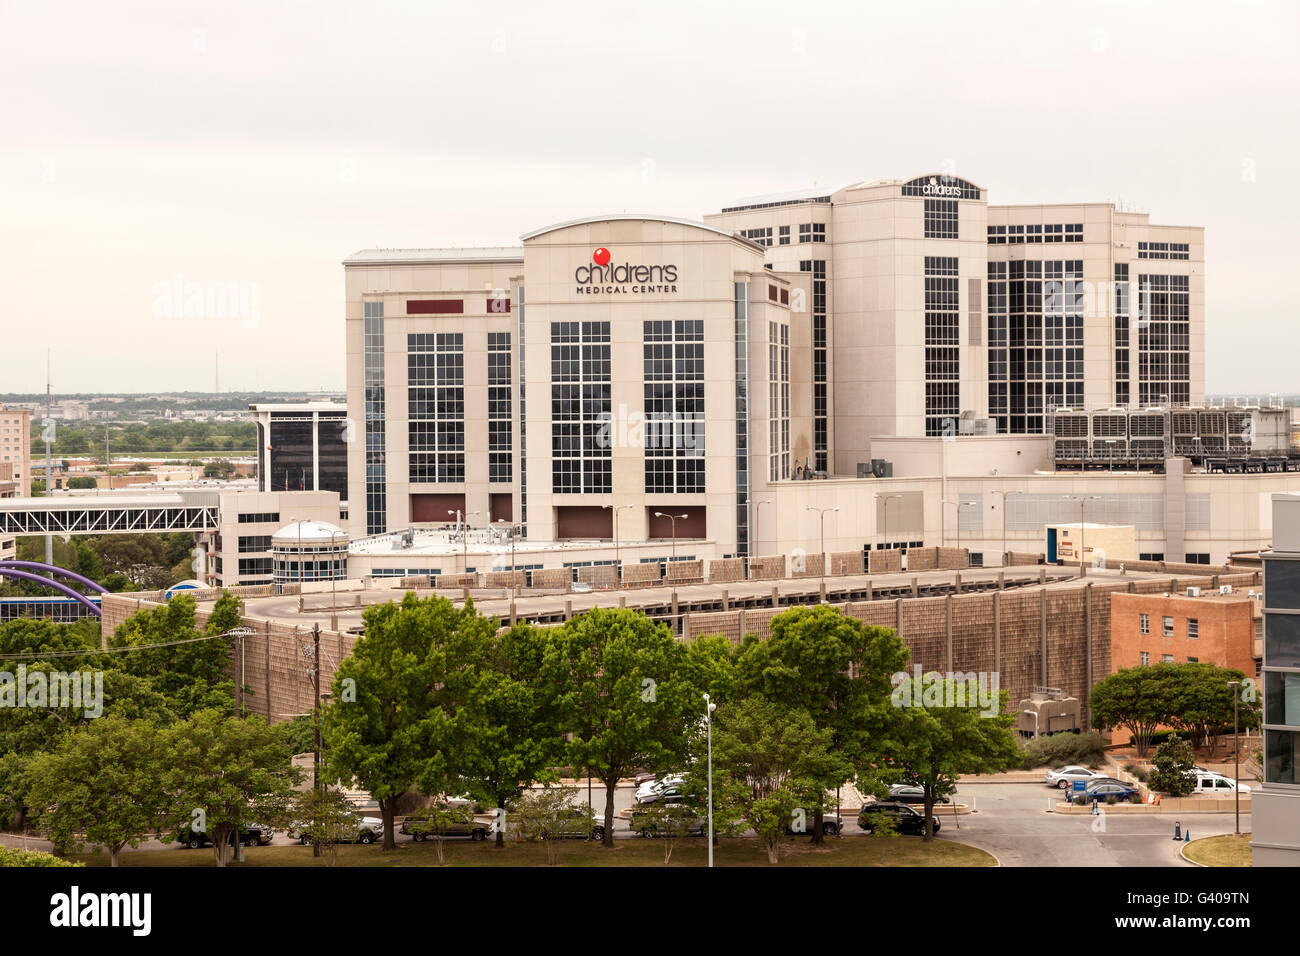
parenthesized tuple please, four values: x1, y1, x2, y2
(1, 0, 1295, 395)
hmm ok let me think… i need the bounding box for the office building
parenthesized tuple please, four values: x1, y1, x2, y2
(1255, 493, 1300, 864)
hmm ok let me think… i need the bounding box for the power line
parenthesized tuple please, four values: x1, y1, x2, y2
(0, 630, 243, 661)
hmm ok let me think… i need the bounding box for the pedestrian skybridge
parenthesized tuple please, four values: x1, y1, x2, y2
(0, 492, 219, 536)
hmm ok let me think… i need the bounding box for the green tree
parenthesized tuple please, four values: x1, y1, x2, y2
(323, 593, 488, 850)
(108, 593, 235, 716)
(1148, 734, 1197, 796)
(203, 459, 236, 479)
(290, 787, 358, 867)
(1089, 663, 1182, 756)
(454, 622, 565, 847)
(705, 695, 845, 864)
(552, 608, 700, 848)
(882, 675, 1021, 841)
(735, 605, 909, 844)
(510, 785, 582, 865)
(164, 709, 302, 867)
(27, 717, 170, 867)
(406, 801, 475, 866)
(1169, 663, 1260, 756)
(66, 476, 97, 490)
(0, 847, 82, 867)
(633, 799, 701, 865)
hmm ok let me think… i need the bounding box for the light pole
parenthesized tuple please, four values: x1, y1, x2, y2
(874, 493, 902, 559)
(448, 509, 482, 574)
(991, 490, 1021, 567)
(494, 519, 522, 598)
(1227, 680, 1241, 836)
(754, 498, 774, 557)
(704, 693, 716, 867)
(327, 529, 347, 611)
(941, 499, 977, 552)
(653, 512, 689, 563)
(602, 504, 634, 587)
(1065, 495, 1100, 577)
(805, 505, 840, 594)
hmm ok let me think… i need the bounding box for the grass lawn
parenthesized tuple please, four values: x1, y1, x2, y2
(77, 835, 995, 868)
(1183, 833, 1252, 867)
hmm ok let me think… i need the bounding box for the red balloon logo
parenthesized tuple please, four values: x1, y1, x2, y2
(592, 247, 611, 266)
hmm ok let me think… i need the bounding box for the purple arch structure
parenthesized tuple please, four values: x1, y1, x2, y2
(0, 560, 107, 595)
(0, 568, 103, 616)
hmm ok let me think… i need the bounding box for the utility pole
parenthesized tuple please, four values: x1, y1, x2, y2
(43, 352, 53, 564)
(313, 622, 322, 858)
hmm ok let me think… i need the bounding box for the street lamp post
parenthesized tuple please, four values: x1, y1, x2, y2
(805, 505, 840, 595)
(753, 498, 774, 557)
(941, 499, 977, 553)
(602, 504, 634, 587)
(991, 490, 1021, 567)
(874, 493, 903, 562)
(704, 693, 716, 868)
(653, 512, 689, 563)
(1227, 680, 1241, 836)
(328, 529, 347, 612)
(448, 509, 482, 574)
(1065, 495, 1101, 577)
(494, 519, 522, 599)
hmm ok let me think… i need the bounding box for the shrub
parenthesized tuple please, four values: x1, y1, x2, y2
(1020, 731, 1110, 770)
(1123, 762, 1150, 783)
(0, 847, 83, 867)
(1148, 735, 1196, 797)
(1105, 795, 1118, 805)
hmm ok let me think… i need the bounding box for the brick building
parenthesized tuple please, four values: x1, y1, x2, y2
(1109, 588, 1260, 677)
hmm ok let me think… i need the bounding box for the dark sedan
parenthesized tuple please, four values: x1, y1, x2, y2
(857, 802, 941, 836)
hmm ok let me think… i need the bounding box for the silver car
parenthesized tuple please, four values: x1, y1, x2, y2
(1044, 765, 1106, 789)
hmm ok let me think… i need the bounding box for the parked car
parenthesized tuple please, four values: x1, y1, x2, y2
(635, 773, 686, 805)
(400, 805, 489, 842)
(887, 785, 951, 805)
(628, 800, 707, 838)
(547, 806, 605, 841)
(856, 802, 940, 836)
(176, 822, 273, 849)
(1084, 781, 1141, 802)
(1045, 765, 1107, 789)
(289, 812, 383, 845)
(784, 812, 843, 836)
(1190, 772, 1250, 795)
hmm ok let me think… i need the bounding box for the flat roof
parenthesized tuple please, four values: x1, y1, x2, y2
(343, 247, 523, 266)
(520, 214, 759, 249)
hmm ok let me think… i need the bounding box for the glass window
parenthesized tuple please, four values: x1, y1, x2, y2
(1266, 671, 1300, 726)
(1266, 613, 1300, 668)
(1266, 559, 1300, 609)
(1264, 730, 1299, 785)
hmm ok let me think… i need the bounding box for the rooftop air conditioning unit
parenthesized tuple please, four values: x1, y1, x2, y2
(1219, 584, 1233, 595)
(1186, 586, 1201, 597)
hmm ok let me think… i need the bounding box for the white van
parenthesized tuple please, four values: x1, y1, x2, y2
(1190, 771, 1250, 795)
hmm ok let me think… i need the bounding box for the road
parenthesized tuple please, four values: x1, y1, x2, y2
(936, 782, 1248, 866)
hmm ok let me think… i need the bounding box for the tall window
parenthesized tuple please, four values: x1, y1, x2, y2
(488, 332, 512, 483)
(644, 319, 705, 493)
(363, 301, 386, 535)
(800, 259, 828, 470)
(551, 321, 611, 494)
(924, 256, 960, 436)
(924, 199, 958, 239)
(768, 321, 790, 480)
(408, 333, 464, 483)
(987, 262, 1008, 433)
(1137, 273, 1191, 406)
(1114, 263, 1130, 406)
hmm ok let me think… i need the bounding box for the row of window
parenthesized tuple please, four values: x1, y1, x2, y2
(1138, 613, 1200, 639)
(1138, 241, 1190, 260)
(987, 223, 1083, 244)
